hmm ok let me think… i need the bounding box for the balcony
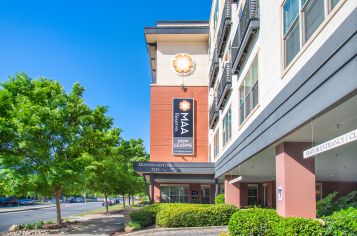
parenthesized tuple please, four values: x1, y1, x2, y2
(232, 0, 260, 74)
(209, 48, 219, 88)
(209, 97, 220, 129)
(216, 0, 232, 57)
(217, 63, 232, 108)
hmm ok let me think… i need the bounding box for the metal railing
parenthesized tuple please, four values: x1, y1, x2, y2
(209, 97, 220, 129)
(209, 48, 219, 88)
(216, 0, 232, 57)
(217, 63, 232, 108)
(232, 0, 260, 73)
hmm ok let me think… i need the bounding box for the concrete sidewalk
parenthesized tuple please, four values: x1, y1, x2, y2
(0, 204, 57, 213)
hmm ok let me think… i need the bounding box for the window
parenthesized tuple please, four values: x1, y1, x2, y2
(200, 185, 211, 204)
(239, 57, 258, 124)
(283, 0, 335, 67)
(330, 0, 340, 11)
(214, 129, 220, 157)
(303, 0, 325, 42)
(248, 184, 258, 206)
(222, 108, 232, 145)
(213, 0, 220, 29)
(160, 186, 189, 203)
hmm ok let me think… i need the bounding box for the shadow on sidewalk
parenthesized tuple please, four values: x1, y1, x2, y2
(63, 214, 124, 235)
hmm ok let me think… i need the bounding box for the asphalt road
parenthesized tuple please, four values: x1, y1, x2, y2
(0, 202, 102, 232)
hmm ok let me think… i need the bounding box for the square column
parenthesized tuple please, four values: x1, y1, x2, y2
(224, 175, 241, 207)
(276, 142, 316, 218)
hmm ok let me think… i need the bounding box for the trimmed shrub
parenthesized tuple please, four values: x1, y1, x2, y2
(228, 208, 280, 236)
(129, 204, 161, 228)
(156, 204, 237, 228)
(274, 217, 324, 236)
(317, 191, 357, 217)
(317, 192, 338, 217)
(215, 194, 225, 204)
(323, 207, 357, 236)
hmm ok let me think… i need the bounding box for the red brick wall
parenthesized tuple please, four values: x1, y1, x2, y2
(319, 181, 357, 198)
(150, 86, 208, 162)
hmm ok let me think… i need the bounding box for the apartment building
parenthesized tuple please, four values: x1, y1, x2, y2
(135, 0, 357, 218)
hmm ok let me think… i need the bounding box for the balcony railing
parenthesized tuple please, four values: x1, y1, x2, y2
(216, 0, 232, 57)
(232, 0, 260, 74)
(217, 63, 232, 108)
(209, 48, 219, 88)
(209, 97, 220, 129)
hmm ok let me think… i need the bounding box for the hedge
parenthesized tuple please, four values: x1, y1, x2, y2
(215, 194, 225, 204)
(323, 207, 357, 236)
(156, 204, 238, 228)
(228, 208, 280, 236)
(129, 204, 161, 228)
(275, 217, 324, 236)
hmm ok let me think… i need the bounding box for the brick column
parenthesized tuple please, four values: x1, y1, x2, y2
(276, 142, 316, 218)
(224, 175, 241, 207)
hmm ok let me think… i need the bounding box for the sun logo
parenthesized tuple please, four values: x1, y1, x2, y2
(179, 100, 191, 112)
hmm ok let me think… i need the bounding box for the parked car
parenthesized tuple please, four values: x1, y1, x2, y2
(69, 197, 85, 203)
(102, 198, 115, 206)
(0, 197, 9, 206)
(18, 198, 35, 206)
(7, 196, 18, 206)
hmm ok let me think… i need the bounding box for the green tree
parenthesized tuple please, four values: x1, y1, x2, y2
(0, 73, 118, 223)
(118, 139, 149, 203)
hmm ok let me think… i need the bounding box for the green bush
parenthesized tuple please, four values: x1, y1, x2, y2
(335, 191, 357, 210)
(274, 217, 324, 236)
(215, 194, 225, 204)
(228, 208, 280, 236)
(156, 204, 237, 228)
(323, 207, 357, 236)
(127, 221, 142, 230)
(317, 192, 338, 217)
(129, 204, 161, 228)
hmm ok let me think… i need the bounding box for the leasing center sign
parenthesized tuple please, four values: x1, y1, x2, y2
(173, 98, 194, 155)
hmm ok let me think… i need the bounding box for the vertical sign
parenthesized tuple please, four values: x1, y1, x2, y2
(173, 98, 194, 155)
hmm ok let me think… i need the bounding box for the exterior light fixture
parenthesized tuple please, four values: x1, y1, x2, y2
(171, 53, 195, 90)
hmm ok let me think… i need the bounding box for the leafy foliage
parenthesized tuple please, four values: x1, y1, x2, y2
(274, 217, 324, 236)
(0, 73, 148, 222)
(323, 207, 357, 236)
(215, 194, 225, 204)
(156, 203, 237, 228)
(228, 208, 280, 236)
(129, 204, 161, 228)
(317, 191, 357, 217)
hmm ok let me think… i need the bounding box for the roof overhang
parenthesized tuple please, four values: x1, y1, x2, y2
(134, 162, 215, 175)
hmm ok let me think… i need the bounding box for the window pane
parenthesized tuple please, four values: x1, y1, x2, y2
(283, 0, 299, 34)
(251, 58, 258, 84)
(331, 0, 339, 10)
(239, 104, 244, 124)
(285, 20, 300, 66)
(245, 95, 251, 118)
(239, 85, 245, 106)
(252, 82, 259, 108)
(304, 0, 325, 42)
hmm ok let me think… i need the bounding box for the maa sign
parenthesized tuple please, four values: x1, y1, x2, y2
(173, 98, 194, 155)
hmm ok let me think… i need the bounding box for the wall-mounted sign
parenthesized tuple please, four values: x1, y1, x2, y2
(171, 53, 195, 76)
(277, 186, 283, 201)
(173, 98, 194, 155)
(229, 176, 243, 184)
(303, 129, 357, 159)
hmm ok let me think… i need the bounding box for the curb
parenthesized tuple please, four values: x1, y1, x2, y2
(123, 226, 228, 235)
(0, 205, 56, 214)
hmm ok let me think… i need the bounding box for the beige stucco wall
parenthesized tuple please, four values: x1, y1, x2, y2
(156, 41, 209, 86)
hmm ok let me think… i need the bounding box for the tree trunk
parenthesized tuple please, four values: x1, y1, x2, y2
(55, 190, 62, 224)
(122, 195, 125, 207)
(104, 193, 109, 213)
(128, 195, 131, 205)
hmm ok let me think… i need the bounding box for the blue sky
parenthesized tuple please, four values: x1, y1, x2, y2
(0, 0, 212, 151)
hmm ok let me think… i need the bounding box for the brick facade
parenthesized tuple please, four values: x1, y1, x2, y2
(150, 86, 208, 162)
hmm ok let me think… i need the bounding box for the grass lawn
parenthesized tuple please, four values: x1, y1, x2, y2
(75, 204, 124, 216)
